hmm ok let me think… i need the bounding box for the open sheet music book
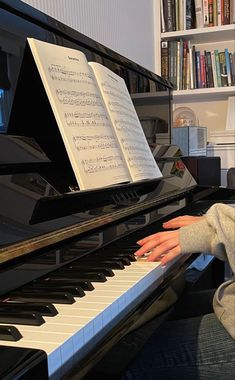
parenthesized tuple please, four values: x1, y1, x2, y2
(27, 38, 162, 190)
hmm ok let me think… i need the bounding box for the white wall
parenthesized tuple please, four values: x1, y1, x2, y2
(22, 0, 156, 72)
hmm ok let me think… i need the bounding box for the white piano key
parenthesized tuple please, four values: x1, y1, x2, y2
(0, 259, 164, 378)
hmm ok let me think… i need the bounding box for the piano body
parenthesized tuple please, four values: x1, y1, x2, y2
(0, 1, 234, 379)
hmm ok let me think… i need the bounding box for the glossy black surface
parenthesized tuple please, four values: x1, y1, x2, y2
(0, 345, 48, 379)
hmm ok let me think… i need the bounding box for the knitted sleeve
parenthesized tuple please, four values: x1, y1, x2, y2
(179, 203, 235, 273)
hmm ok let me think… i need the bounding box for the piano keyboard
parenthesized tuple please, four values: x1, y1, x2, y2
(0, 256, 165, 379)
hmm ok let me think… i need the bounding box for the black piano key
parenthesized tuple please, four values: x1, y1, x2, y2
(86, 255, 131, 266)
(95, 252, 136, 262)
(0, 325, 22, 341)
(78, 259, 125, 269)
(35, 278, 95, 291)
(49, 271, 107, 282)
(0, 311, 45, 326)
(23, 283, 85, 297)
(58, 266, 114, 277)
(7, 290, 75, 304)
(0, 302, 58, 316)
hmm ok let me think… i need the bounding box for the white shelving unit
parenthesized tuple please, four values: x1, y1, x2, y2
(154, 3, 234, 129)
(153, 1, 235, 186)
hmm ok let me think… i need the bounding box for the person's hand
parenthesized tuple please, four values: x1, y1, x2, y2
(134, 215, 205, 265)
(162, 215, 204, 229)
(135, 230, 181, 265)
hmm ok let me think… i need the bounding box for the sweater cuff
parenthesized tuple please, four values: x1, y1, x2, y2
(179, 220, 213, 254)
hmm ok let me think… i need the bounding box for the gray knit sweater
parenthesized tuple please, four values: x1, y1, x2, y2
(179, 203, 235, 339)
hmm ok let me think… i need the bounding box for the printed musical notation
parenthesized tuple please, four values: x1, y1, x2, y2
(73, 134, 117, 152)
(101, 81, 130, 103)
(64, 112, 109, 128)
(56, 89, 102, 107)
(113, 119, 143, 137)
(128, 155, 157, 169)
(81, 155, 124, 174)
(48, 65, 93, 84)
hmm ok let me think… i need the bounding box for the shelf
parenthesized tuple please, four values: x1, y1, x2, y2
(173, 86, 235, 103)
(132, 87, 235, 104)
(161, 24, 235, 44)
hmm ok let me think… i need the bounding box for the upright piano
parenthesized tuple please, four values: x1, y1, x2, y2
(0, 1, 234, 379)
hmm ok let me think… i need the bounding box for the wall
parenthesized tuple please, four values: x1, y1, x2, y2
(22, 0, 156, 72)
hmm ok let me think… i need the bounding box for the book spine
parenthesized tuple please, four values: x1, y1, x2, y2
(188, 41, 194, 89)
(210, 50, 218, 87)
(172, 41, 178, 89)
(175, 0, 180, 30)
(217, 0, 222, 25)
(192, 45, 197, 88)
(179, 0, 186, 30)
(168, 41, 175, 87)
(223, 0, 230, 24)
(186, 0, 196, 29)
(195, 0, 204, 28)
(160, 0, 166, 32)
(176, 41, 181, 89)
(161, 41, 169, 79)
(213, 0, 218, 25)
(219, 51, 228, 86)
(171, 0, 176, 30)
(214, 49, 222, 87)
(200, 53, 206, 87)
(230, 0, 235, 23)
(224, 48, 232, 86)
(182, 41, 188, 89)
(229, 52, 235, 85)
(180, 40, 184, 89)
(208, 0, 214, 25)
(206, 51, 214, 87)
(203, 0, 209, 26)
(195, 50, 202, 88)
(166, 0, 174, 31)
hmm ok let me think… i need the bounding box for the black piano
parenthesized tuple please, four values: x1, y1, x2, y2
(0, 1, 234, 379)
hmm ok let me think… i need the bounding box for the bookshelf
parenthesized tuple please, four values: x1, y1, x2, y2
(154, 1, 235, 186)
(154, 1, 235, 134)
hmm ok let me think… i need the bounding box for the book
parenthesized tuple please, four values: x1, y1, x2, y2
(224, 48, 232, 86)
(185, 0, 196, 29)
(161, 41, 169, 79)
(210, 50, 218, 87)
(203, 0, 209, 26)
(27, 38, 162, 191)
(195, 0, 204, 28)
(217, 0, 222, 25)
(214, 49, 222, 87)
(208, 0, 214, 26)
(219, 50, 229, 86)
(205, 51, 214, 87)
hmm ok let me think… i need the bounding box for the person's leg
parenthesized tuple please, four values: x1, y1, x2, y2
(122, 313, 235, 380)
(169, 288, 216, 320)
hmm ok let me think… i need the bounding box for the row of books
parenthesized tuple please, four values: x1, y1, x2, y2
(161, 0, 235, 32)
(161, 40, 235, 90)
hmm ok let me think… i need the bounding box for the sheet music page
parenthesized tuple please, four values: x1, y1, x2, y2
(89, 62, 162, 182)
(27, 38, 130, 190)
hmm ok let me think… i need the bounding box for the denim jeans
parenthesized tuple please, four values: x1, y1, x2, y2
(121, 289, 235, 380)
(122, 313, 235, 380)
